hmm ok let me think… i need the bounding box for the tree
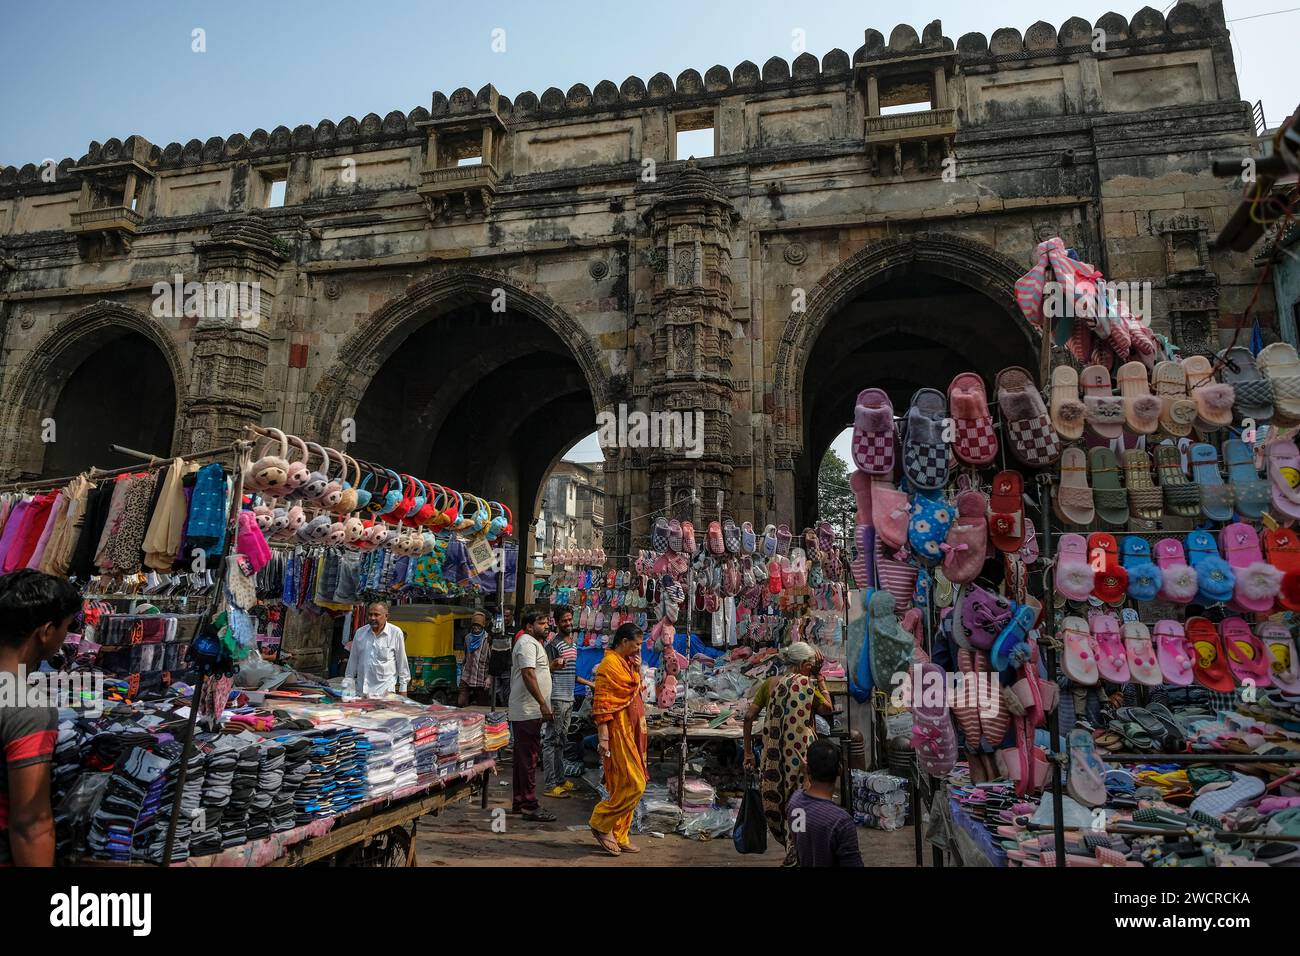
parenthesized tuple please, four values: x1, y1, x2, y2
(817, 448, 856, 547)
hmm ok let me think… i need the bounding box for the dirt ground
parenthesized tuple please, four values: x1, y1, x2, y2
(414, 758, 921, 867)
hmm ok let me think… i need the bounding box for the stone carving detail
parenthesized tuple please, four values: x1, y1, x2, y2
(589, 259, 610, 280)
(784, 242, 807, 265)
(674, 245, 697, 286)
(324, 280, 342, 300)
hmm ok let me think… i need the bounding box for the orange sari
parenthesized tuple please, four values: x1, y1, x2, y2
(589, 650, 648, 844)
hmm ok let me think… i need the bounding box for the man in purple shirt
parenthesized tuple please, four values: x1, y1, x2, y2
(786, 739, 863, 867)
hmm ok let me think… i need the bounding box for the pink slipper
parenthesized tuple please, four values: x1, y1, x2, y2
(1221, 617, 1273, 688)
(948, 372, 999, 466)
(1121, 621, 1162, 686)
(1184, 354, 1235, 429)
(668, 519, 683, 553)
(707, 521, 724, 556)
(1222, 522, 1283, 614)
(1089, 612, 1131, 683)
(1155, 619, 1195, 686)
(996, 367, 1062, 467)
(942, 490, 988, 584)
(1117, 361, 1161, 435)
(1055, 534, 1095, 601)
(1267, 441, 1300, 522)
(767, 559, 782, 594)
(681, 520, 697, 555)
(975, 650, 1011, 744)
(852, 388, 895, 476)
(871, 480, 910, 551)
(952, 648, 984, 745)
(1061, 616, 1100, 685)
(1155, 538, 1198, 604)
(1019, 518, 1040, 565)
(1258, 622, 1300, 694)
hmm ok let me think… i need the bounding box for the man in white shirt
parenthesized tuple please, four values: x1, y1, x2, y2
(343, 602, 410, 698)
(509, 610, 554, 821)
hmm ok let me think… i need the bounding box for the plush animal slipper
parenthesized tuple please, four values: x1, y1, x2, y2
(942, 490, 988, 585)
(1117, 361, 1161, 435)
(1055, 534, 1096, 602)
(1120, 535, 1163, 602)
(1183, 354, 1235, 430)
(1221, 521, 1282, 614)
(989, 470, 1026, 554)
(1088, 446, 1129, 527)
(996, 366, 1062, 467)
(852, 388, 896, 476)
(1081, 364, 1124, 440)
(1153, 442, 1201, 518)
(1219, 346, 1274, 423)
(1155, 619, 1195, 686)
(1154, 360, 1198, 438)
(1048, 365, 1086, 441)
(1055, 447, 1095, 526)
(948, 372, 1000, 465)
(1154, 537, 1199, 604)
(1189, 442, 1234, 522)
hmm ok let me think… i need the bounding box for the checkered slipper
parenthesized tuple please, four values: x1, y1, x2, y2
(723, 519, 741, 554)
(997, 366, 1061, 467)
(945, 372, 999, 465)
(852, 387, 896, 476)
(903, 387, 951, 490)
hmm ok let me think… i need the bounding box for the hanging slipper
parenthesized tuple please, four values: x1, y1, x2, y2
(1122, 621, 1162, 686)
(1155, 619, 1196, 686)
(1080, 364, 1124, 440)
(1019, 518, 1040, 565)
(996, 366, 1062, 467)
(651, 516, 671, 553)
(848, 467, 874, 527)
(941, 489, 988, 585)
(723, 518, 741, 554)
(1055, 534, 1096, 602)
(907, 491, 954, 566)
(1122, 449, 1163, 522)
(875, 536, 917, 609)
(667, 519, 683, 553)
(958, 583, 1014, 653)
(1267, 440, 1300, 522)
(1187, 529, 1235, 604)
(903, 387, 952, 490)
(1223, 438, 1270, 520)
(1222, 521, 1282, 614)
(761, 523, 778, 557)
(989, 470, 1026, 554)
(1088, 532, 1128, 604)
(1088, 446, 1130, 528)
(1221, 617, 1273, 689)
(1189, 442, 1234, 522)
(948, 372, 1000, 465)
(911, 662, 958, 777)
(869, 589, 914, 687)
(817, 520, 836, 556)
(1257, 342, 1300, 423)
(1089, 612, 1131, 683)
(681, 520, 697, 555)
(1263, 527, 1300, 612)
(1183, 354, 1235, 431)
(990, 602, 1037, 671)
(1154, 360, 1198, 438)
(1153, 443, 1201, 518)
(706, 520, 724, 556)
(775, 523, 792, 556)
(1117, 361, 1161, 435)
(740, 521, 757, 554)
(1258, 622, 1300, 694)
(1219, 346, 1274, 423)
(1061, 615, 1100, 685)
(871, 479, 910, 551)
(766, 558, 782, 594)
(1120, 536, 1163, 602)
(852, 387, 896, 476)
(1067, 728, 1108, 808)
(1159, 538, 1196, 606)
(1055, 447, 1095, 526)
(1048, 365, 1086, 441)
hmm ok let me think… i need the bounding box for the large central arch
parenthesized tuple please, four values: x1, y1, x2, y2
(773, 233, 1040, 527)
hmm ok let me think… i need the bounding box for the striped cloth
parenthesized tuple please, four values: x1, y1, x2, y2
(874, 537, 915, 611)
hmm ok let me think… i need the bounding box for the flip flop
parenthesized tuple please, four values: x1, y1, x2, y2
(1122, 621, 1162, 686)
(1155, 619, 1195, 686)
(1186, 617, 1236, 692)
(1154, 360, 1198, 438)
(1153, 443, 1201, 518)
(903, 388, 952, 489)
(591, 827, 621, 856)
(1048, 365, 1086, 441)
(1088, 532, 1128, 604)
(1266, 440, 1300, 522)
(1122, 448, 1163, 521)
(1089, 612, 1131, 683)
(1257, 342, 1300, 423)
(990, 602, 1037, 671)
(1221, 617, 1273, 688)
(872, 479, 910, 551)
(1223, 438, 1270, 520)
(1061, 616, 1100, 685)
(988, 470, 1026, 553)
(1088, 446, 1129, 527)
(852, 388, 896, 476)
(1263, 527, 1300, 612)
(1183, 354, 1235, 430)
(1258, 622, 1300, 694)
(1120, 535, 1163, 602)
(1189, 442, 1234, 522)
(740, 521, 757, 554)
(1067, 728, 1108, 808)
(1081, 364, 1124, 440)
(1219, 346, 1274, 423)
(996, 366, 1062, 467)
(1117, 361, 1161, 435)
(1019, 518, 1040, 565)
(1056, 447, 1095, 526)
(1187, 528, 1235, 604)
(1154, 537, 1198, 604)
(1055, 533, 1096, 601)
(942, 490, 988, 585)
(723, 518, 741, 554)
(1221, 521, 1282, 614)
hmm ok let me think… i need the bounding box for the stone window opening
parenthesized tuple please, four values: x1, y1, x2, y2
(876, 74, 935, 117)
(671, 108, 717, 160)
(259, 167, 288, 208)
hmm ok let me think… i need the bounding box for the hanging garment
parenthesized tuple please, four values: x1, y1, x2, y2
(7, 492, 57, 572)
(143, 460, 190, 571)
(25, 492, 65, 570)
(42, 476, 92, 576)
(108, 475, 157, 574)
(68, 482, 114, 580)
(93, 476, 136, 572)
(186, 463, 228, 557)
(235, 509, 271, 572)
(0, 498, 31, 571)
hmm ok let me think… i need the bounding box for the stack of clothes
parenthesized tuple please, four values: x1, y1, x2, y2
(669, 776, 716, 814)
(484, 712, 509, 751)
(218, 738, 262, 848)
(86, 746, 172, 861)
(245, 740, 285, 842)
(137, 739, 206, 863)
(456, 711, 485, 760)
(412, 715, 439, 778)
(189, 738, 239, 856)
(272, 736, 312, 832)
(434, 717, 460, 778)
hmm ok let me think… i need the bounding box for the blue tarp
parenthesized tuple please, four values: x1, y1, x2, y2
(574, 632, 725, 696)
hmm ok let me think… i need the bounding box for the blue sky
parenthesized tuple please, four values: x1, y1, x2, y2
(3, 0, 1296, 465)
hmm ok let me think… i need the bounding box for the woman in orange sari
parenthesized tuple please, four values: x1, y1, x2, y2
(589, 622, 647, 857)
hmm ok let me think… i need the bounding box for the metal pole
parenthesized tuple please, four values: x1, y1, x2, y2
(1035, 471, 1067, 868)
(677, 561, 693, 810)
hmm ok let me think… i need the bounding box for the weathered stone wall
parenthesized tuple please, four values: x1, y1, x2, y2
(0, 2, 1268, 560)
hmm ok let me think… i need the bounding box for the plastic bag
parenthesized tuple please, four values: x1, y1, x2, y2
(732, 782, 768, 854)
(681, 807, 736, 840)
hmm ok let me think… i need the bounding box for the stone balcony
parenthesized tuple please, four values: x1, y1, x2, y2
(864, 107, 956, 144)
(69, 205, 144, 234)
(417, 163, 499, 221)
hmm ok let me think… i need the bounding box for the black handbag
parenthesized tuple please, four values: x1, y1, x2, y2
(732, 778, 768, 854)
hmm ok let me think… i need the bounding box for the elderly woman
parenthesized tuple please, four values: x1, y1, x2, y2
(589, 623, 648, 857)
(742, 641, 833, 865)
